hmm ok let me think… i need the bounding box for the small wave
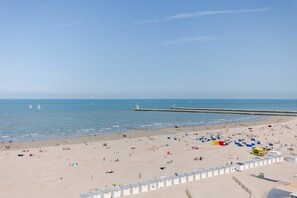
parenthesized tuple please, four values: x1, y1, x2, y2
(1, 135, 9, 139)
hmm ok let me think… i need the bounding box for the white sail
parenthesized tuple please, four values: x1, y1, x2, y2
(29, 104, 32, 109)
(37, 104, 41, 110)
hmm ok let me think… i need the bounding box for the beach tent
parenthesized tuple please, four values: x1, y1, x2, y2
(219, 140, 226, 146)
(112, 187, 122, 198)
(147, 179, 158, 191)
(235, 163, 245, 171)
(280, 156, 284, 162)
(139, 181, 149, 193)
(206, 169, 214, 178)
(101, 188, 113, 198)
(267, 158, 272, 164)
(212, 140, 219, 145)
(120, 184, 131, 196)
(275, 157, 280, 163)
(130, 183, 140, 194)
(172, 175, 180, 185)
(156, 178, 165, 188)
(185, 172, 194, 182)
(162, 176, 173, 187)
(192, 170, 201, 180)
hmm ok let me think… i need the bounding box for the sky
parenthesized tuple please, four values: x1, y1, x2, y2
(0, 0, 296, 99)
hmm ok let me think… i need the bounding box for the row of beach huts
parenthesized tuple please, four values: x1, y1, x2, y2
(80, 156, 283, 198)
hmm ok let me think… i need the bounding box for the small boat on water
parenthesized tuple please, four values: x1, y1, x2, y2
(37, 104, 41, 110)
(29, 104, 32, 109)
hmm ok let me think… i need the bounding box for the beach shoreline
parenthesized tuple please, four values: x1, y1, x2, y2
(1, 115, 296, 198)
(0, 116, 291, 151)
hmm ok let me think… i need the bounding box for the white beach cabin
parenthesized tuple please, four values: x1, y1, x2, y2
(258, 159, 264, 166)
(201, 169, 207, 179)
(80, 193, 92, 198)
(156, 178, 165, 188)
(130, 183, 140, 195)
(268, 151, 282, 157)
(218, 166, 225, 175)
(172, 175, 180, 185)
(163, 176, 173, 187)
(91, 190, 102, 198)
(120, 184, 131, 196)
(280, 156, 284, 162)
(192, 170, 201, 180)
(263, 158, 268, 165)
(112, 187, 122, 198)
(244, 161, 250, 169)
(101, 188, 113, 198)
(206, 169, 213, 178)
(253, 159, 259, 167)
(224, 165, 231, 174)
(235, 162, 245, 171)
(139, 181, 149, 193)
(185, 172, 194, 182)
(179, 173, 187, 183)
(230, 165, 236, 172)
(271, 157, 276, 163)
(248, 160, 255, 168)
(212, 167, 219, 176)
(287, 155, 297, 163)
(267, 157, 272, 164)
(147, 179, 158, 191)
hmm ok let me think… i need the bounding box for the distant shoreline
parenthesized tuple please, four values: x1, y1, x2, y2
(0, 116, 291, 151)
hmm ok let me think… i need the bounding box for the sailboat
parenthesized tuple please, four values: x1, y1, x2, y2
(29, 104, 33, 109)
(37, 104, 41, 110)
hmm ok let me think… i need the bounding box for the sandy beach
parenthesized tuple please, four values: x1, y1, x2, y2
(1, 116, 297, 198)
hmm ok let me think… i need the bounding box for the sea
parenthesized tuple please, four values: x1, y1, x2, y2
(0, 99, 296, 142)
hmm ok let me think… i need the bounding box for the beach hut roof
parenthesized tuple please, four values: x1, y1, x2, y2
(120, 184, 131, 189)
(179, 173, 186, 177)
(130, 183, 140, 188)
(112, 186, 122, 191)
(185, 172, 194, 176)
(192, 170, 201, 174)
(138, 181, 149, 185)
(236, 162, 244, 165)
(101, 188, 113, 193)
(171, 175, 179, 179)
(147, 179, 157, 184)
(156, 178, 165, 182)
(80, 193, 90, 198)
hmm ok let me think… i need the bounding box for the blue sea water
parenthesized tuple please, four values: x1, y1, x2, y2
(0, 99, 296, 142)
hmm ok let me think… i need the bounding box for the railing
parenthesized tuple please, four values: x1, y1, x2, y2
(232, 176, 252, 198)
(185, 188, 193, 198)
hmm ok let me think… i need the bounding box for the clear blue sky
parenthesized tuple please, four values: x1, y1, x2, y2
(0, 0, 296, 99)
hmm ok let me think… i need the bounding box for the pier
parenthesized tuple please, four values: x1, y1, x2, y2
(134, 106, 297, 117)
